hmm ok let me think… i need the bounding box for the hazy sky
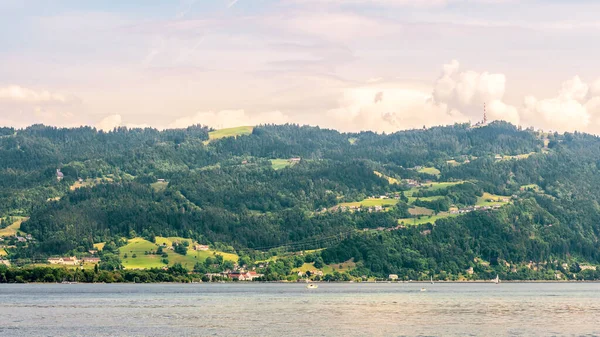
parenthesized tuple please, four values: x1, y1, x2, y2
(2, 0, 600, 133)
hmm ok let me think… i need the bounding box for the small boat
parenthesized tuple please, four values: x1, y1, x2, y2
(430, 276, 434, 284)
(306, 284, 318, 289)
(493, 275, 500, 284)
(420, 288, 427, 292)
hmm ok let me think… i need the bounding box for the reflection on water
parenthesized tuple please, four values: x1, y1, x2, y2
(1, 283, 599, 336)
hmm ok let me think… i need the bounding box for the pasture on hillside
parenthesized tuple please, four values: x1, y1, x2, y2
(207, 126, 254, 142)
(270, 159, 295, 170)
(417, 167, 441, 176)
(374, 171, 400, 185)
(0, 217, 29, 237)
(119, 237, 238, 270)
(475, 193, 512, 207)
(398, 213, 459, 226)
(339, 198, 399, 208)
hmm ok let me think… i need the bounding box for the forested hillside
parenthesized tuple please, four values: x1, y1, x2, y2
(3, 121, 600, 281)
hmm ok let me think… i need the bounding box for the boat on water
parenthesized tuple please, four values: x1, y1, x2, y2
(430, 276, 434, 284)
(306, 284, 318, 289)
(493, 275, 500, 284)
(420, 288, 427, 292)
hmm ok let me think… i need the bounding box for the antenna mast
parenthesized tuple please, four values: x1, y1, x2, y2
(483, 102, 487, 124)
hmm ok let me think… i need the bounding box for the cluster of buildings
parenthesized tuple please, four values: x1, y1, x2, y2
(47, 256, 101, 265)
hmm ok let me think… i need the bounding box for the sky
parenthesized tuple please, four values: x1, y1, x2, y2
(1, 0, 600, 133)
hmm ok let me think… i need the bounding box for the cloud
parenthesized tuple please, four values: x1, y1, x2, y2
(168, 109, 290, 129)
(432, 60, 515, 124)
(322, 85, 468, 133)
(0, 85, 70, 103)
(96, 114, 122, 131)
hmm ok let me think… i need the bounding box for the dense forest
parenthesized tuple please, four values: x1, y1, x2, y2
(2, 121, 600, 281)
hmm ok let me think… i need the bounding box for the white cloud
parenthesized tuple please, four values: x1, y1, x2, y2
(0, 85, 70, 103)
(168, 109, 290, 129)
(96, 114, 122, 131)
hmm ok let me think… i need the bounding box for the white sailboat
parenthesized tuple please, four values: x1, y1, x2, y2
(430, 276, 434, 284)
(493, 274, 500, 284)
(306, 283, 318, 289)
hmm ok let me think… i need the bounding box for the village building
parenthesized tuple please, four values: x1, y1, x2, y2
(228, 271, 263, 281)
(82, 257, 101, 264)
(388, 274, 399, 280)
(56, 169, 64, 181)
(48, 256, 79, 265)
(194, 244, 209, 251)
(289, 157, 301, 163)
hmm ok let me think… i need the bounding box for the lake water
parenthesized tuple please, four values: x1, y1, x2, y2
(1, 282, 599, 336)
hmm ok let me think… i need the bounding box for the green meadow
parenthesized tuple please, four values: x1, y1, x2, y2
(208, 126, 254, 142)
(271, 159, 295, 170)
(119, 237, 238, 270)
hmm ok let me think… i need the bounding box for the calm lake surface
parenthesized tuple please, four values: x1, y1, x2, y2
(1, 282, 599, 336)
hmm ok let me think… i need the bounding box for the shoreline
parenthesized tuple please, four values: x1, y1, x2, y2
(4, 280, 600, 285)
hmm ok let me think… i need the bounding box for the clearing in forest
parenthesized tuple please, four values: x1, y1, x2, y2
(0, 217, 29, 237)
(417, 167, 441, 176)
(207, 126, 254, 142)
(374, 171, 400, 185)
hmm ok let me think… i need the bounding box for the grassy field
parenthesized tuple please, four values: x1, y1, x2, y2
(405, 181, 464, 197)
(398, 213, 459, 226)
(520, 184, 541, 192)
(207, 126, 253, 142)
(475, 192, 511, 207)
(120, 237, 238, 270)
(271, 159, 295, 170)
(417, 167, 441, 176)
(339, 198, 399, 208)
(93, 242, 106, 251)
(348, 137, 357, 144)
(498, 152, 536, 161)
(0, 248, 7, 256)
(120, 238, 165, 269)
(70, 177, 113, 191)
(408, 206, 434, 216)
(150, 181, 168, 192)
(0, 217, 28, 237)
(374, 171, 400, 185)
(323, 259, 356, 274)
(407, 195, 445, 203)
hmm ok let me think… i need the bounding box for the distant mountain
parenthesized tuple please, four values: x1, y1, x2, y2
(2, 122, 600, 280)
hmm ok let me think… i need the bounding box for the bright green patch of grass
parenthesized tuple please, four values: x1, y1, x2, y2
(208, 126, 253, 142)
(348, 137, 357, 144)
(119, 238, 165, 269)
(271, 159, 295, 170)
(405, 181, 464, 197)
(0, 217, 28, 237)
(323, 259, 356, 274)
(520, 184, 541, 192)
(93, 242, 105, 251)
(374, 171, 400, 185)
(398, 213, 459, 226)
(408, 206, 434, 216)
(70, 177, 113, 191)
(150, 181, 168, 192)
(498, 152, 536, 161)
(475, 193, 511, 207)
(417, 167, 441, 176)
(339, 198, 399, 208)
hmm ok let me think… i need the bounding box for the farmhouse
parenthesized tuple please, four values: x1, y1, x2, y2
(194, 244, 209, 251)
(48, 256, 79, 265)
(289, 157, 301, 163)
(228, 271, 263, 281)
(56, 169, 64, 181)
